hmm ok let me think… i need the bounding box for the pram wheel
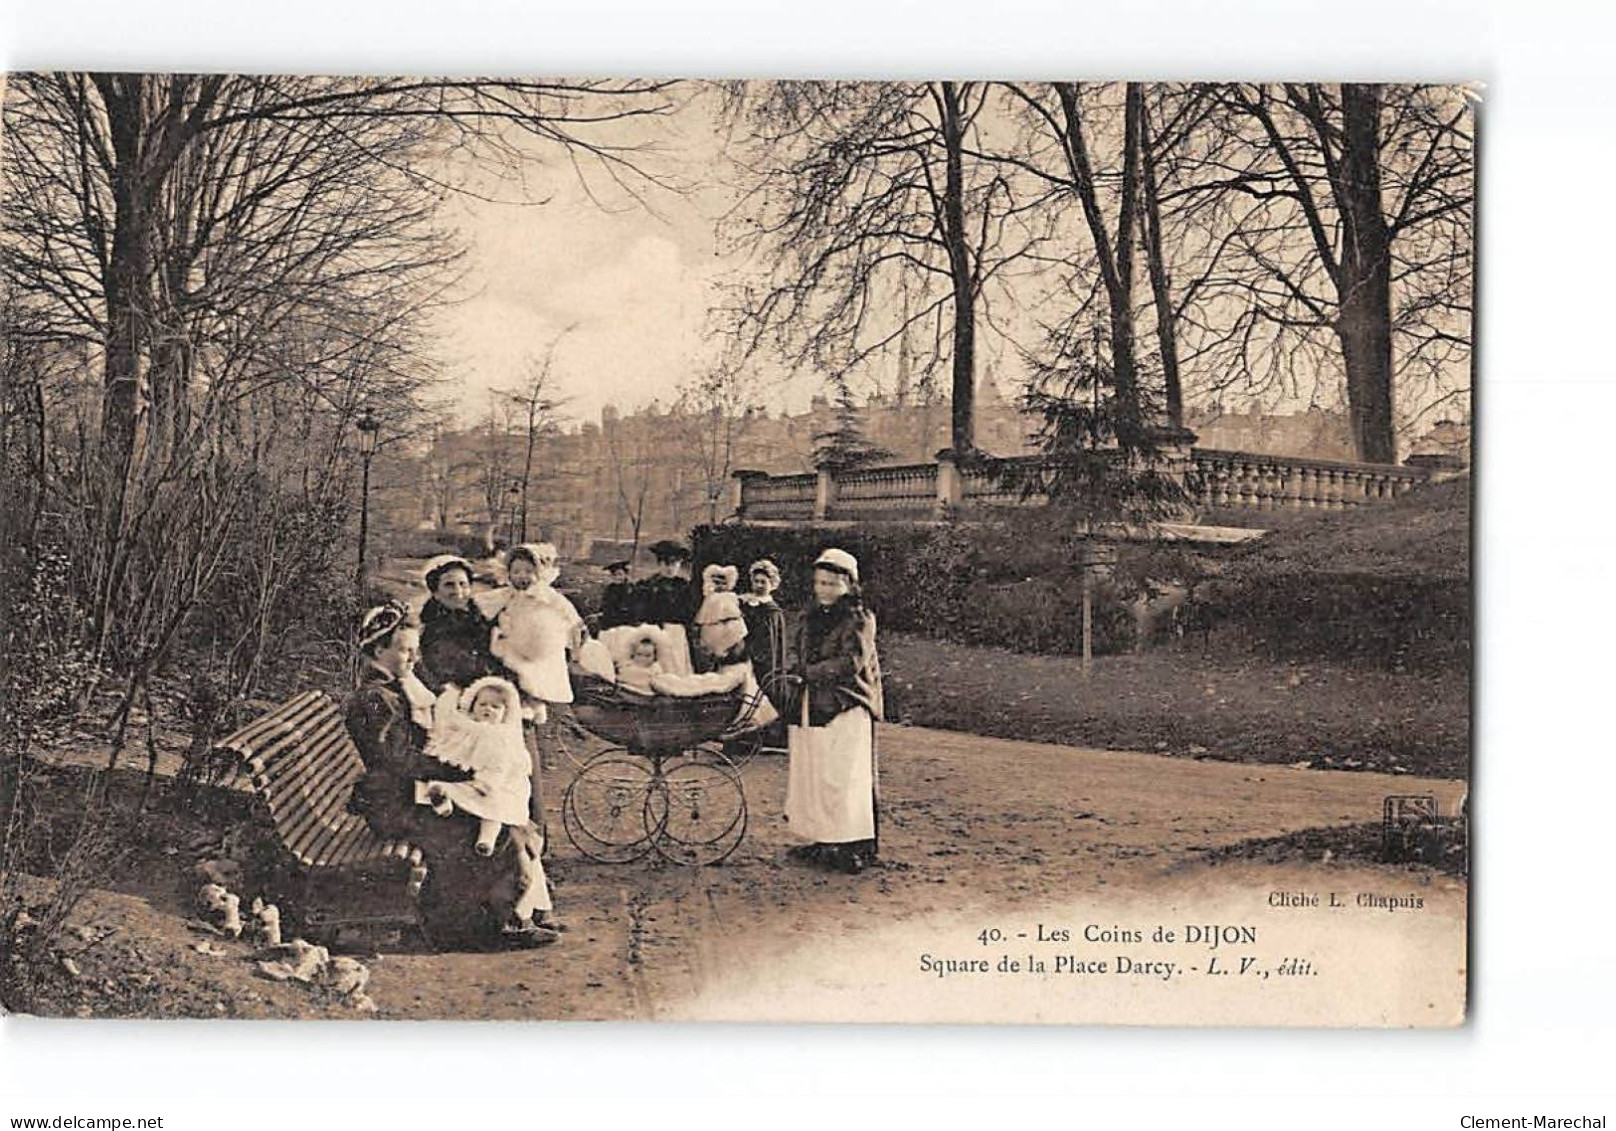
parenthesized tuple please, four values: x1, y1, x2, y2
(646, 753, 748, 866)
(561, 750, 660, 864)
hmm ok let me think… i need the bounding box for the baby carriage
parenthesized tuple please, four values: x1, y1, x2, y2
(561, 668, 779, 865)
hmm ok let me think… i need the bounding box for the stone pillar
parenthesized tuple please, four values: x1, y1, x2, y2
(730, 469, 766, 521)
(934, 449, 963, 519)
(1152, 426, 1199, 518)
(814, 466, 836, 522)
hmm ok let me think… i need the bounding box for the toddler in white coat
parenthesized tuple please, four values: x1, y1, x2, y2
(419, 677, 532, 856)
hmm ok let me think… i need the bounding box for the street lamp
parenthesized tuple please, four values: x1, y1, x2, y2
(355, 407, 380, 605)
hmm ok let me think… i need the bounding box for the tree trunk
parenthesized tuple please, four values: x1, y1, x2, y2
(1108, 83, 1144, 435)
(1053, 82, 1143, 437)
(939, 82, 976, 456)
(1138, 100, 1184, 432)
(97, 77, 153, 513)
(1334, 84, 1397, 464)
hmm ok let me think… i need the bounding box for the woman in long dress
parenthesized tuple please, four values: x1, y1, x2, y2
(782, 548, 883, 875)
(345, 604, 557, 947)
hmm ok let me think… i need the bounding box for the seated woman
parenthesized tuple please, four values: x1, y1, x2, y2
(345, 603, 558, 948)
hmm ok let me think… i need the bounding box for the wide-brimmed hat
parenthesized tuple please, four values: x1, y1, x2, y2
(813, 547, 859, 582)
(648, 539, 690, 563)
(606, 559, 632, 574)
(423, 555, 475, 593)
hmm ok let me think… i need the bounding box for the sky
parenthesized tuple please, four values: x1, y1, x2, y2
(428, 97, 762, 429)
(425, 85, 1472, 439)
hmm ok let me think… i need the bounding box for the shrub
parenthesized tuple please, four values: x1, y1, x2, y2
(692, 521, 1138, 657)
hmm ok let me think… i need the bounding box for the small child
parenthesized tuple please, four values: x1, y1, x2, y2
(701, 563, 740, 598)
(479, 543, 586, 706)
(616, 629, 664, 695)
(419, 677, 532, 856)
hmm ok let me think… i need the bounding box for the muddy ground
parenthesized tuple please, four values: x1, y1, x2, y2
(6, 723, 1467, 1024)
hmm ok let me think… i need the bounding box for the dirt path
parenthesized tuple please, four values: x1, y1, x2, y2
(360, 724, 1467, 1024)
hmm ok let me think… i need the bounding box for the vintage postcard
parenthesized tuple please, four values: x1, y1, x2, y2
(0, 75, 1472, 1025)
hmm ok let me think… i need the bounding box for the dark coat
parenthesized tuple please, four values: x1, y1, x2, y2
(344, 667, 473, 842)
(739, 595, 787, 693)
(599, 581, 638, 630)
(344, 666, 526, 945)
(416, 597, 505, 693)
(636, 574, 697, 627)
(790, 596, 884, 727)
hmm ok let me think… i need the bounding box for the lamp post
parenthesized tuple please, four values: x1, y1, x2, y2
(355, 407, 380, 605)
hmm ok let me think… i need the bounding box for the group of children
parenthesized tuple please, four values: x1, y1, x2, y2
(415, 539, 787, 865)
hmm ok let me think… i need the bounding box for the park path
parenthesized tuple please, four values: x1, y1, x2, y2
(364, 723, 1467, 1024)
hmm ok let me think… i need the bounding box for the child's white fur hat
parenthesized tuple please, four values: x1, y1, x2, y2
(624, 624, 669, 659)
(701, 563, 740, 595)
(458, 675, 523, 724)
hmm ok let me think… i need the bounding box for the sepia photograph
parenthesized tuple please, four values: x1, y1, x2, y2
(0, 72, 1473, 1026)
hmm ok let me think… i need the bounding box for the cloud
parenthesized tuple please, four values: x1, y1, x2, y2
(438, 229, 717, 425)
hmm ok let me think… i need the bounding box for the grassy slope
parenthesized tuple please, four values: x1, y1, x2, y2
(882, 633, 1469, 779)
(1219, 474, 1470, 581)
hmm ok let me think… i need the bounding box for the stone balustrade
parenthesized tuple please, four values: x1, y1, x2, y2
(1189, 449, 1429, 511)
(731, 446, 1436, 524)
(826, 462, 940, 520)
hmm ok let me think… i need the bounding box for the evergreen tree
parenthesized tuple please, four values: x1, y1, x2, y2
(811, 378, 896, 473)
(993, 328, 1192, 528)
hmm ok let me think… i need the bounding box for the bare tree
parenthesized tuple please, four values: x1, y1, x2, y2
(1191, 83, 1473, 461)
(600, 407, 657, 556)
(3, 73, 677, 491)
(717, 81, 1040, 457)
(998, 82, 1153, 437)
(0, 73, 680, 726)
(672, 362, 765, 524)
(497, 328, 575, 543)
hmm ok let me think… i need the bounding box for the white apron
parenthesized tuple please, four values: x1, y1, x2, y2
(785, 703, 875, 844)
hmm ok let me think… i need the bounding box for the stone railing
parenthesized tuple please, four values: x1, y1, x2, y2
(1189, 449, 1430, 511)
(826, 462, 940, 521)
(730, 469, 817, 522)
(731, 445, 1437, 524)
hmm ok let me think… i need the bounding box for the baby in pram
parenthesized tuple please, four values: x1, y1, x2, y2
(615, 626, 666, 695)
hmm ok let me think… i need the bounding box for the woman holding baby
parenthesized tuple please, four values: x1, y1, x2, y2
(345, 601, 559, 947)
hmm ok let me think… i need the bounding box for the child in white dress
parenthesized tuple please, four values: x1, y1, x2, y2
(419, 677, 532, 856)
(615, 629, 665, 695)
(477, 543, 586, 710)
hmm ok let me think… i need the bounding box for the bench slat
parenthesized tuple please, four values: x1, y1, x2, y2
(251, 713, 346, 788)
(221, 695, 333, 766)
(218, 691, 420, 890)
(315, 822, 369, 868)
(265, 731, 359, 840)
(219, 691, 325, 751)
(333, 823, 397, 868)
(295, 782, 372, 865)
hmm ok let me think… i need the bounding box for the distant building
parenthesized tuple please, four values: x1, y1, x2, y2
(386, 374, 1038, 556)
(382, 384, 1446, 554)
(1187, 406, 1357, 462)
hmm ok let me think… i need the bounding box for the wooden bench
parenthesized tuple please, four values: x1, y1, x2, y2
(215, 690, 425, 940)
